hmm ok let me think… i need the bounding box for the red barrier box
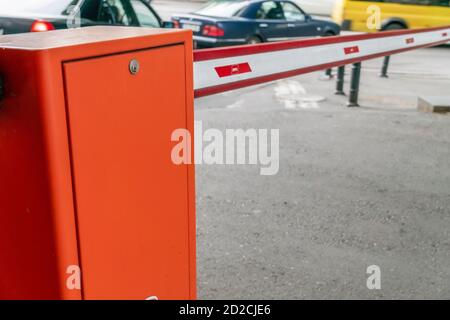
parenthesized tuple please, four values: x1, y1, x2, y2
(0, 27, 196, 300)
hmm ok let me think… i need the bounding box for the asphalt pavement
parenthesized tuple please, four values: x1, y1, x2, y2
(196, 49, 450, 300)
(155, 0, 450, 299)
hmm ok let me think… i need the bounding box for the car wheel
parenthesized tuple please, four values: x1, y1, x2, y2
(383, 23, 406, 31)
(247, 36, 262, 45)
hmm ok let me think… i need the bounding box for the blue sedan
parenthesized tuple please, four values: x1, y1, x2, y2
(172, 0, 341, 48)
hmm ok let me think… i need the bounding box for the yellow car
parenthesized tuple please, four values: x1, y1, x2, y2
(332, 0, 450, 32)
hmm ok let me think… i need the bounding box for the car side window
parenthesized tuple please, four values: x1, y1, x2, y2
(129, 0, 161, 28)
(63, 0, 102, 27)
(79, 0, 101, 22)
(97, 0, 133, 25)
(281, 2, 306, 21)
(256, 1, 285, 20)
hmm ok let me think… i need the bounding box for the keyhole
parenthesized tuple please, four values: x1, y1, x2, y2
(129, 59, 140, 75)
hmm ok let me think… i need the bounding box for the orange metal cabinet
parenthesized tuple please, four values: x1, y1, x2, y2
(0, 27, 196, 300)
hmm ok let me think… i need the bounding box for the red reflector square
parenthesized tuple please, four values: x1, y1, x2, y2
(215, 63, 252, 78)
(344, 46, 360, 55)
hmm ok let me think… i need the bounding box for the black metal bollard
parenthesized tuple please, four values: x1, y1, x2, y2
(335, 65, 346, 95)
(347, 62, 361, 107)
(380, 56, 390, 78)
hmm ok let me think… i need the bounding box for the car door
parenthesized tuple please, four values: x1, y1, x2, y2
(280, 1, 322, 38)
(255, 1, 291, 42)
(434, 0, 450, 27)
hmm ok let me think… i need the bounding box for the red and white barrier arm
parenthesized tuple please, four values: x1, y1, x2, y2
(193, 26, 450, 98)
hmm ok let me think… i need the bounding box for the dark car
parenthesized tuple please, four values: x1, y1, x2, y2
(0, 0, 171, 35)
(172, 0, 341, 48)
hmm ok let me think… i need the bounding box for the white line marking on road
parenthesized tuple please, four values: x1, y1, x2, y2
(275, 80, 325, 110)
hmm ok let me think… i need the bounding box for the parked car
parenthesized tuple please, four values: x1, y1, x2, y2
(171, 0, 340, 48)
(0, 0, 172, 35)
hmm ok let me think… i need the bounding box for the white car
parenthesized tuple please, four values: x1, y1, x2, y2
(293, 0, 336, 16)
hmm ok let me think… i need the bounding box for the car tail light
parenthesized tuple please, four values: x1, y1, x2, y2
(30, 20, 55, 32)
(202, 25, 224, 37)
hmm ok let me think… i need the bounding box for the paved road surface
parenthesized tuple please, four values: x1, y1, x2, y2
(195, 47, 450, 299)
(155, 1, 450, 299)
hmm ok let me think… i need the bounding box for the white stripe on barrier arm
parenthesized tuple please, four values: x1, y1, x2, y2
(193, 26, 450, 98)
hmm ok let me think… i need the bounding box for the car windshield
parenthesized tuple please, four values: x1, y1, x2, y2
(196, 0, 249, 18)
(0, 0, 77, 16)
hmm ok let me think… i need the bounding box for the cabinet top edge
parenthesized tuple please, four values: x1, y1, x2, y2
(0, 26, 190, 51)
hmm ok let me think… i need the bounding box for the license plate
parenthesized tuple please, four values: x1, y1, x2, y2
(182, 23, 200, 33)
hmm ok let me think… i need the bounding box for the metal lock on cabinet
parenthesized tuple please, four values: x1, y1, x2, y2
(129, 59, 140, 75)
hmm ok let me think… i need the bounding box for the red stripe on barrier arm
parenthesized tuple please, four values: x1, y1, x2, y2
(193, 25, 450, 61)
(443, 32, 448, 37)
(344, 46, 360, 55)
(215, 63, 252, 77)
(406, 37, 415, 44)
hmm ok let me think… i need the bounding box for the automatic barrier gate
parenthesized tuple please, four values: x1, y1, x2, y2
(193, 25, 450, 104)
(0, 25, 449, 300)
